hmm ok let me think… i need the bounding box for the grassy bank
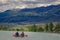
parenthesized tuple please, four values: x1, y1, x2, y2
(0, 22, 60, 33)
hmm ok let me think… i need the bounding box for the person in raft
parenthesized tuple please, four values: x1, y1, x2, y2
(20, 32, 24, 37)
(15, 32, 19, 37)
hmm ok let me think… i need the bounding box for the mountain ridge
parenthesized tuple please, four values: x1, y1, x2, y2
(0, 4, 60, 23)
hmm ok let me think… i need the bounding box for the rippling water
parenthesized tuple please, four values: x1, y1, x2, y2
(0, 31, 60, 40)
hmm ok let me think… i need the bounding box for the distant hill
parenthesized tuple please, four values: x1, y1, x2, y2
(0, 4, 60, 24)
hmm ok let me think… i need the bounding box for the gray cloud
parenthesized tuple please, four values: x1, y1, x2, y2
(0, 0, 60, 12)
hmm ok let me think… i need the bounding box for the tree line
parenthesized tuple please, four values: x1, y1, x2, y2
(0, 22, 60, 33)
(28, 22, 60, 33)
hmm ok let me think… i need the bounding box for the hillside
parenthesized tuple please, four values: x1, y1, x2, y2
(0, 4, 60, 24)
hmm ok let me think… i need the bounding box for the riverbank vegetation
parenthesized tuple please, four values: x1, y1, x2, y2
(0, 22, 60, 33)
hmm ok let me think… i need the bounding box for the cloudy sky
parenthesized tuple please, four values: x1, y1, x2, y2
(0, 0, 60, 12)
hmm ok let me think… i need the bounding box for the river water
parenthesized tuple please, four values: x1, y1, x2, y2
(0, 31, 60, 40)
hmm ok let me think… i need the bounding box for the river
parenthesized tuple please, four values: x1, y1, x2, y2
(0, 31, 60, 40)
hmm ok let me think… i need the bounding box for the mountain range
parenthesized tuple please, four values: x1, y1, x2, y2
(0, 4, 60, 24)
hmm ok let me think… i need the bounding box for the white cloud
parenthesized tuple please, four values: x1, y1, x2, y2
(0, 0, 60, 12)
(16, 5, 27, 9)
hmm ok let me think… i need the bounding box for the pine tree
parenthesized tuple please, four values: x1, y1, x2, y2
(38, 27, 44, 32)
(48, 22, 54, 32)
(44, 24, 48, 32)
(54, 23, 60, 32)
